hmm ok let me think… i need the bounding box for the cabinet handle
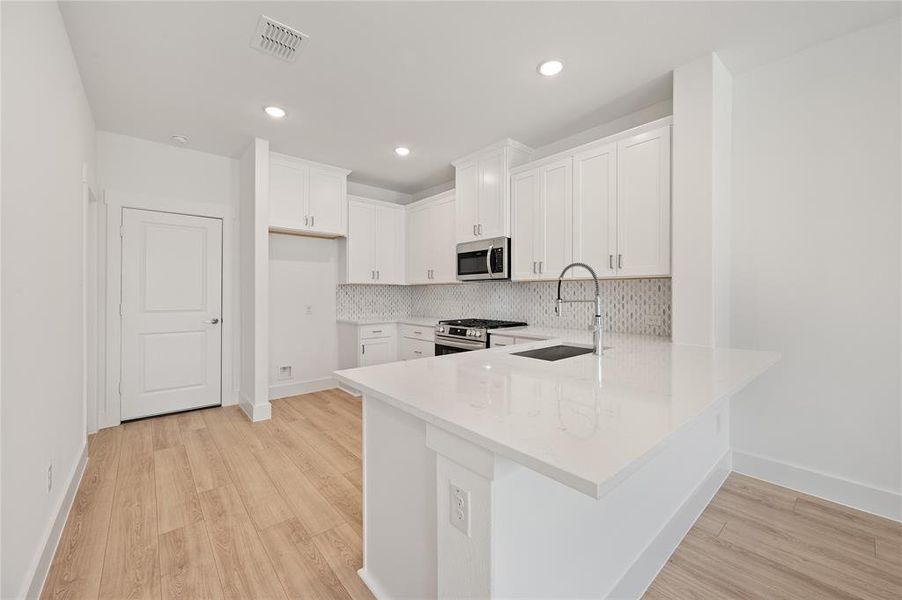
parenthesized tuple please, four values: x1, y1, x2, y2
(539, 261, 543, 274)
(310, 215, 315, 227)
(478, 224, 483, 235)
(617, 254, 623, 269)
(371, 270, 375, 280)
(609, 254, 614, 269)
(376, 270, 380, 280)
(361, 344, 365, 355)
(473, 224, 477, 237)
(304, 216, 309, 226)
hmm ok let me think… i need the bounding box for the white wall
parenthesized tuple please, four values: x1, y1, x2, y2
(730, 20, 901, 515)
(269, 235, 340, 398)
(94, 132, 242, 425)
(1, 2, 96, 597)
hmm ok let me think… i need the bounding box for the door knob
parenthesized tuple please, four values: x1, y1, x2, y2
(204, 318, 220, 325)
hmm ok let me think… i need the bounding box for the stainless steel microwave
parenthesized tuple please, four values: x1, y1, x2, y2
(456, 237, 510, 281)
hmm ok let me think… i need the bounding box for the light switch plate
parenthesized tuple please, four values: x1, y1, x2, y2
(450, 482, 470, 536)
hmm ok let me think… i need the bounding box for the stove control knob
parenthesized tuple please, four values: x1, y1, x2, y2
(475, 331, 483, 337)
(437, 327, 445, 333)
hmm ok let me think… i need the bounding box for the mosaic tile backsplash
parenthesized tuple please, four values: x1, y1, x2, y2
(337, 278, 672, 337)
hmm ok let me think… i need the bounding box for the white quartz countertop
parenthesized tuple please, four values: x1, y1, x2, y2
(334, 333, 779, 499)
(336, 316, 443, 327)
(494, 325, 598, 346)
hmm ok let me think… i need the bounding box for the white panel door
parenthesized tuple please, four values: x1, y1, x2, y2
(347, 200, 375, 283)
(121, 209, 222, 420)
(573, 142, 618, 277)
(360, 338, 395, 367)
(537, 158, 573, 280)
(269, 158, 307, 229)
(431, 197, 457, 283)
(455, 161, 479, 242)
(477, 149, 505, 238)
(406, 206, 430, 284)
(308, 167, 346, 235)
(510, 169, 538, 280)
(374, 206, 404, 284)
(616, 127, 671, 277)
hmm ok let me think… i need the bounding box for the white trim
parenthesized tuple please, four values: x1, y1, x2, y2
(451, 138, 533, 167)
(239, 392, 272, 422)
(269, 378, 336, 400)
(608, 450, 732, 599)
(404, 188, 455, 211)
(357, 569, 391, 600)
(101, 190, 236, 429)
(27, 444, 88, 600)
(338, 383, 362, 397)
(733, 450, 902, 522)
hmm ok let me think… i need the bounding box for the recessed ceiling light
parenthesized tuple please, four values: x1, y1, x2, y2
(170, 134, 189, 146)
(394, 146, 410, 157)
(264, 105, 286, 119)
(537, 60, 564, 77)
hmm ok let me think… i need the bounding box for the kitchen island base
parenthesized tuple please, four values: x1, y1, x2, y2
(359, 394, 733, 599)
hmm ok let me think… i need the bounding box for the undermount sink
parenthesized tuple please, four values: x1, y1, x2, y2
(512, 345, 597, 361)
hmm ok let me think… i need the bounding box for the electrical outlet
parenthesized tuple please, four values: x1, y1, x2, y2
(305, 304, 313, 315)
(278, 365, 292, 381)
(449, 482, 470, 536)
(47, 464, 53, 493)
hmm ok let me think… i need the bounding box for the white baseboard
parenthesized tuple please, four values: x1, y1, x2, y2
(733, 450, 902, 522)
(357, 568, 391, 600)
(238, 393, 272, 422)
(608, 450, 732, 599)
(26, 443, 89, 599)
(338, 383, 362, 397)
(269, 377, 336, 400)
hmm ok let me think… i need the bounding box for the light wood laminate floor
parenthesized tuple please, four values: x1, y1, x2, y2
(42, 390, 901, 599)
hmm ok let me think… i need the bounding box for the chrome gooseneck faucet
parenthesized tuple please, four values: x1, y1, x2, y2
(555, 262, 603, 355)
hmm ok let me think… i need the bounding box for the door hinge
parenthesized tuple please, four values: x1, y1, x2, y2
(119, 226, 125, 238)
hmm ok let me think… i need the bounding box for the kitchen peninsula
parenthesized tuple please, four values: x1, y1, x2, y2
(334, 334, 779, 599)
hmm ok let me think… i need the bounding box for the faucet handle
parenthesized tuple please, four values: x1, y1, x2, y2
(555, 298, 562, 316)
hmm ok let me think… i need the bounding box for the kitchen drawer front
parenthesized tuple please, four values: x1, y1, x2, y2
(399, 323, 435, 342)
(490, 334, 517, 348)
(360, 324, 396, 340)
(399, 337, 435, 361)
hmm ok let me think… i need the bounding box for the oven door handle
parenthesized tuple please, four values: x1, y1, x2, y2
(435, 335, 486, 351)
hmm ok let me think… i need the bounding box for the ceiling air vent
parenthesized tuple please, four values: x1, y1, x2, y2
(250, 15, 308, 63)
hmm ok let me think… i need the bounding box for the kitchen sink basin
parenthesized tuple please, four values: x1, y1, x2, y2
(512, 345, 597, 361)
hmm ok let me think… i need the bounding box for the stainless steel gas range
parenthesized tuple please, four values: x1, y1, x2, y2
(433, 318, 527, 355)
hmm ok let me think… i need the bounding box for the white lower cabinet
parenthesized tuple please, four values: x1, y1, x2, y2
(360, 337, 396, 367)
(399, 337, 435, 361)
(489, 334, 517, 348)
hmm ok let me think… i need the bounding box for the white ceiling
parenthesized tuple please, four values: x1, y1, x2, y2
(60, 1, 898, 194)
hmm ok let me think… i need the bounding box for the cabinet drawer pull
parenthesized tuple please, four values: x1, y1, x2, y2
(414, 350, 423, 355)
(414, 331, 422, 335)
(371, 329, 383, 334)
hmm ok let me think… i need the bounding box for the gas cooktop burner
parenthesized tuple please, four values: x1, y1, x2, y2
(438, 318, 527, 329)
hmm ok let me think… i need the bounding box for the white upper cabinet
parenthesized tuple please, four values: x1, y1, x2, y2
(512, 119, 672, 280)
(615, 127, 671, 277)
(406, 191, 456, 284)
(269, 152, 350, 238)
(511, 158, 572, 280)
(453, 139, 532, 243)
(342, 197, 405, 284)
(573, 141, 618, 277)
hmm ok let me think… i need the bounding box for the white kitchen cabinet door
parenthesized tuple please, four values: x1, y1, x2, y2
(572, 142, 618, 277)
(511, 169, 538, 280)
(429, 195, 458, 283)
(406, 205, 430, 284)
(537, 158, 573, 280)
(360, 337, 395, 367)
(616, 127, 671, 277)
(374, 205, 405, 284)
(455, 161, 479, 242)
(308, 167, 346, 236)
(477, 148, 505, 239)
(347, 200, 375, 283)
(269, 158, 307, 229)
